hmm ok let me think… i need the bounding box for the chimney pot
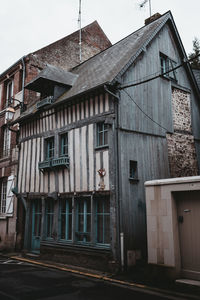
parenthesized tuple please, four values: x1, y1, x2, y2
(145, 13, 161, 25)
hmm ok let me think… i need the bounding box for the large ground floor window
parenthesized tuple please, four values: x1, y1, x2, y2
(32, 195, 110, 248)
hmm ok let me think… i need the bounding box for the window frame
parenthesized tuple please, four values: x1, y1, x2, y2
(160, 53, 177, 81)
(60, 132, 68, 157)
(5, 79, 14, 106)
(95, 197, 110, 246)
(96, 122, 108, 148)
(0, 180, 7, 214)
(59, 198, 72, 241)
(45, 199, 54, 240)
(129, 160, 138, 181)
(2, 126, 11, 158)
(45, 137, 55, 160)
(75, 197, 91, 243)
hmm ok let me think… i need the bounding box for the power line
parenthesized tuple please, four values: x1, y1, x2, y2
(119, 54, 200, 90)
(122, 89, 169, 131)
(119, 54, 200, 132)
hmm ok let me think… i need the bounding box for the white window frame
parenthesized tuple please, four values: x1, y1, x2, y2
(3, 126, 11, 157)
(0, 181, 7, 214)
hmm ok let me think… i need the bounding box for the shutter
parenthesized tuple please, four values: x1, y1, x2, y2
(6, 175, 15, 215)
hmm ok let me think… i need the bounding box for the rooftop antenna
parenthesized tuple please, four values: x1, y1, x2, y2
(139, 0, 152, 17)
(78, 0, 82, 62)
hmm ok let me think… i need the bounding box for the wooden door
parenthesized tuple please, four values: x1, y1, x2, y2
(176, 191, 200, 280)
(31, 200, 42, 253)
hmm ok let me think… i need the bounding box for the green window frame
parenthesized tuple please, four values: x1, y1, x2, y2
(59, 198, 72, 241)
(60, 133, 68, 156)
(96, 198, 110, 245)
(45, 137, 54, 159)
(76, 197, 91, 243)
(97, 122, 108, 147)
(45, 199, 54, 239)
(160, 53, 177, 80)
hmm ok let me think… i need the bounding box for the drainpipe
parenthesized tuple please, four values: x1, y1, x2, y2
(21, 56, 26, 112)
(104, 84, 124, 271)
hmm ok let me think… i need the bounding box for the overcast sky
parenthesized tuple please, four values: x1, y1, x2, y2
(0, 0, 199, 74)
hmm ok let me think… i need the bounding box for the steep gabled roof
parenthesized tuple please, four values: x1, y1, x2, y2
(56, 11, 175, 103)
(16, 11, 199, 122)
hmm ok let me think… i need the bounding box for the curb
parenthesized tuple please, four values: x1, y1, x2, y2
(11, 256, 199, 300)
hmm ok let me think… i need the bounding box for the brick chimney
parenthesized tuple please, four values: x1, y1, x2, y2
(145, 13, 161, 25)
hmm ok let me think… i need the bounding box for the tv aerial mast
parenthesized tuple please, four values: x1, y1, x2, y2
(78, 0, 82, 62)
(139, 0, 152, 17)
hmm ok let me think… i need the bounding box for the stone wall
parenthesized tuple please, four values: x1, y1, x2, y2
(167, 88, 198, 177)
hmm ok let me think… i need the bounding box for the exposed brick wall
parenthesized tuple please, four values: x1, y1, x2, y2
(167, 88, 198, 177)
(33, 21, 111, 71)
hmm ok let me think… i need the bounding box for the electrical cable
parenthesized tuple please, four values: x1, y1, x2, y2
(121, 89, 169, 131)
(119, 54, 200, 90)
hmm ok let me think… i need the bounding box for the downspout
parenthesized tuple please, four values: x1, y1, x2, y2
(21, 56, 26, 111)
(104, 84, 124, 271)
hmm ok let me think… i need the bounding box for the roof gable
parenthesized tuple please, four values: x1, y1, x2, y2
(57, 11, 174, 103)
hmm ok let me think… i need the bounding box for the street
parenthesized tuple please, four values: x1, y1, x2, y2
(0, 256, 194, 300)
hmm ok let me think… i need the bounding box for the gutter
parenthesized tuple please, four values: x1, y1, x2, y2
(21, 56, 26, 109)
(10, 82, 111, 126)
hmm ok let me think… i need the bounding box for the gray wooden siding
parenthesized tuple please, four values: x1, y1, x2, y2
(120, 24, 200, 138)
(18, 93, 111, 194)
(118, 132, 170, 253)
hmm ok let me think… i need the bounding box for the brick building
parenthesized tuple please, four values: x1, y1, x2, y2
(0, 21, 111, 251)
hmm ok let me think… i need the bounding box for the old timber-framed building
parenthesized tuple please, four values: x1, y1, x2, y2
(0, 21, 111, 252)
(12, 11, 200, 271)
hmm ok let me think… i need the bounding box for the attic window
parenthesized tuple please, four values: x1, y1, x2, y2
(160, 53, 177, 81)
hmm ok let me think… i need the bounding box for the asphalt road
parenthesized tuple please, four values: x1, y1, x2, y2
(0, 256, 191, 300)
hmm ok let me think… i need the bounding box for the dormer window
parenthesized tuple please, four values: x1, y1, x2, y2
(160, 53, 177, 81)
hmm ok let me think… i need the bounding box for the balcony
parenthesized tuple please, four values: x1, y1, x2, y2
(38, 156, 69, 172)
(52, 156, 69, 168)
(38, 160, 51, 171)
(36, 96, 54, 109)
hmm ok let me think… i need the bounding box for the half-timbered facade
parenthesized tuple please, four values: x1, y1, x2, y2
(0, 21, 111, 252)
(13, 11, 200, 271)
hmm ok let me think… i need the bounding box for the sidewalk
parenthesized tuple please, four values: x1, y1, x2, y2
(2, 252, 200, 300)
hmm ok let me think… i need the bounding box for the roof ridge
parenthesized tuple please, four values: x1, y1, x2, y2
(71, 11, 172, 73)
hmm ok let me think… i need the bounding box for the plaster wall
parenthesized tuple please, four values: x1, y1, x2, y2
(145, 176, 200, 278)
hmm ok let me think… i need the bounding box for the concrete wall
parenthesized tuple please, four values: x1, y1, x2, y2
(145, 176, 200, 279)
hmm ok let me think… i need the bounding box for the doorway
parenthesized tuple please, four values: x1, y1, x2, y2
(176, 191, 200, 280)
(31, 199, 42, 253)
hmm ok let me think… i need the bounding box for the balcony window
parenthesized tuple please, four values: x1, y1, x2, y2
(60, 133, 68, 156)
(45, 137, 54, 160)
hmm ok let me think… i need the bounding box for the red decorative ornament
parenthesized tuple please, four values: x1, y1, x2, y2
(98, 168, 106, 177)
